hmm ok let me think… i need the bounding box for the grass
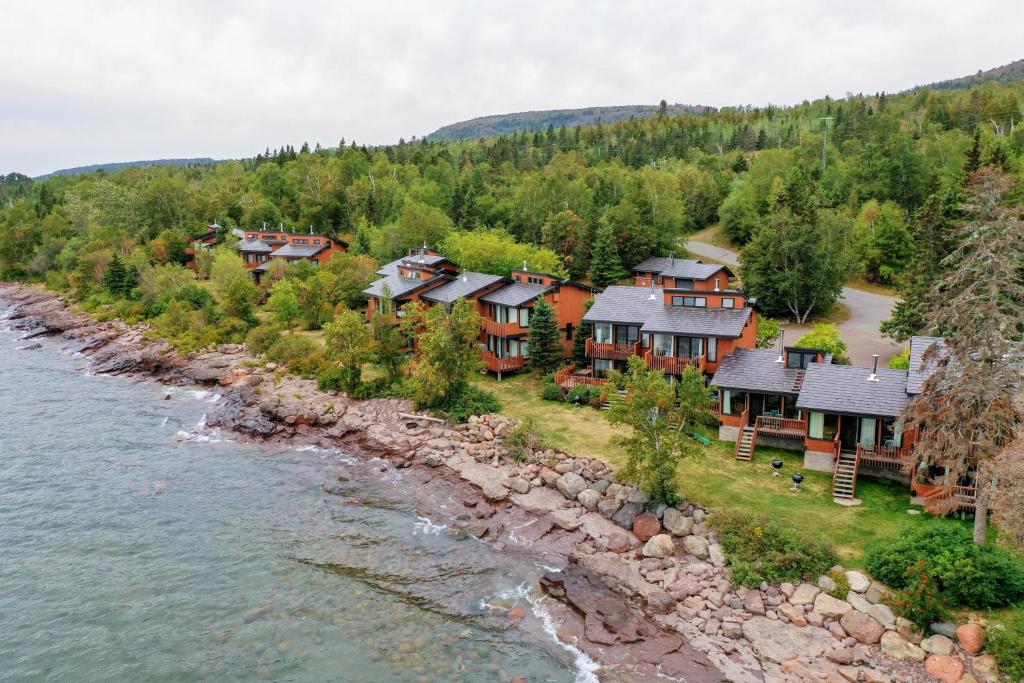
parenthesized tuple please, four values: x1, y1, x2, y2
(689, 224, 734, 249)
(475, 370, 966, 567)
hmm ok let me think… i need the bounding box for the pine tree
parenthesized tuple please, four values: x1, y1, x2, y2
(731, 154, 749, 173)
(527, 298, 562, 374)
(964, 129, 982, 175)
(589, 220, 626, 287)
(572, 298, 595, 367)
(121, 264, 139, 298)
(103, 254, 127, 297)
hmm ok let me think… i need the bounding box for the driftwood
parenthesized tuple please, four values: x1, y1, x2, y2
(398, 411, 446, 424)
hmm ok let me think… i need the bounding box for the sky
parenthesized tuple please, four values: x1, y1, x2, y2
(2, 0, 1022, 177)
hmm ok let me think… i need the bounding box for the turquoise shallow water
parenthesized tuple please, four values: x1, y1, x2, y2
(0, 309, 585, 682)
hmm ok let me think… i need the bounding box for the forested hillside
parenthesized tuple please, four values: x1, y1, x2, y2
(1, 76, 1023, 351)
(36, 157, 216, 180)
(922, 58, 1024, 91)
(426, 102, 711, 141)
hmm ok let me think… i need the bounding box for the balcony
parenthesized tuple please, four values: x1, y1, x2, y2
(480, 349, 525, 373)
(554, 365, 608, 389)
(585, 337, 641, 361)
(754, 414, 806, 440)
(481, 318, 526, 337)
(643, 350, 705, 375)
(856, 442, 912, 471)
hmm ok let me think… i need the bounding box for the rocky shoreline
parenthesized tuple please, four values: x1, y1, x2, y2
(0, 282, 996, 683)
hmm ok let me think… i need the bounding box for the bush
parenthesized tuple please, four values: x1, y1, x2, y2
(714, 511, 838, 587)
(264, 335, 327, 378)
(504, 417, 549, 462)
(567, 384, 600, 407)
(891, 560, 948, 627)
(442, 384, 502, 423)
(541, 382, 564, 401)
(864, 524, 1024, 609)
(245, 324, 283, 355)
(987, 613, 1024, 682)
(826, 568, 851, 599)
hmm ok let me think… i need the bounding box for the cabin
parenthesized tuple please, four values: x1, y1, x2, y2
(239, 227, 347, 281)
(362, 251, 597, 376)
(557, 258, 757, 388)
(711, 336, 963, 508)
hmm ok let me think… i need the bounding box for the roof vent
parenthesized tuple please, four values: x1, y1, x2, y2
(648, 280, 657, 301)
(776, 328, 785, 363)
(669, 251, 675, 266)
(868, 354, 880, 382)
(462, 274, 468, 282)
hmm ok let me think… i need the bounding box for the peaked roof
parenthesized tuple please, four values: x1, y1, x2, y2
(271, 243, 328, 258)
(907, 336, 948, 395)
(632, 256, 733, 281)
(711, 348, 805, 395)
(480, 282, 548, 307)
(363, 273, 443, 299)
(376, 253, 450, 276)
(584, 286, 750, 338)
(421, 272, 503, 304)
(796, 363, 910, 417)
(238, 238, 273, 253)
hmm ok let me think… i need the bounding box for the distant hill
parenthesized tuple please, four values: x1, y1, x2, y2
(0, 172, 33, 204)
(35, 157, 216, 180)
(918, 58, 1024, 91)
(426, 103, 713, 141)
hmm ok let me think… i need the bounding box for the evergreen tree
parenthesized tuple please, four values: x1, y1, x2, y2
(589, 220, 626, 287)
(572, 298, 595, 367)
(964, 129, 982, 175)
(103, 254, 127, 296)
(731, 154, 749, 173)
(121, 264, 139, 298)
(527, 298, 562, 374)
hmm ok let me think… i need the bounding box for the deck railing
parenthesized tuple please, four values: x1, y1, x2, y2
(734, 406, 751, 459)
(922, 484, 977, 514)
(754, 415, 807, 439)
(634, 275, 655, 287)
(553, 365, 608, 389)
(642, 350, 705, 375)
(481, 319, 526, 337)
(585, 338, 642, 361)
(856, 442, 911, 470)
(480, 349, 525, 373)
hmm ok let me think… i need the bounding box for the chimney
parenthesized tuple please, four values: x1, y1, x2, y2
(648, 279, 657, 301)
(775, 328, 785, 363)
(523, 260, 528, 271)
(868, 354, 880, 382)
(669, 251, 675, 266)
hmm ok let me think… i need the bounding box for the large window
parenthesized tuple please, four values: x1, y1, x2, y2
(721, 298, 735, 309)
(518, 308, 530, 327)
(614, 325, 639, 344)
(677, 336, 704, 358)
(809, 412, 840, 440)
(671, 296, 707, 308)
(593, 323, 612, 343)
(651, 333, 673, 356)
(786, 350, 818, 369)
(722, 390, 747, 416)
(496, 305, 516, 323)
(882, 417, 903, 448)
(707, 337, 717, 362)
(674, 278, 694, 290)
(593, 359, 613, 377)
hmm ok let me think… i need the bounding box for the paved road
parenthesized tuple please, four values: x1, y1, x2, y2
(684, 241, 903, 367)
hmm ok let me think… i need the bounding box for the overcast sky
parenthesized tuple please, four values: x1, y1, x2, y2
(2, 1, 1021, 177)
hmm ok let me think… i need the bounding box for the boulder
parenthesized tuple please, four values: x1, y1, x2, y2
(509, 477, 530, 494)
(845, 570, 871, 593)
(847, 591, 872, 614)
(930, 621, 958, 639)
(642, 534, 676, 559)
(971, 654, 999, 682)
(708, 542, 726, 567)
(791, 583, 821, 605)
(866, 602, 896, 627)
(956, 623, 984, 654)
(920, 634, 955, 656)
(778, 603, 807, 626)
(740, 615, 838, 663)
(692, 508, 706, 523)
(682, 534, 709, 559)
(897, 617, 924, 644)
(576, 488, 601, 510)
(596, 498, 621, 518)
(840, 610, 885, 645)
(924, 655, 966, 683)
(540, 467, 561, 486)
(864, 582, 890, 604)
(743, 591, 766, 616)
(632, 513, 662, 542)
(555, 472, 587, 500)
(662, 507, 694, 536)
(611, 501, 643, 530)
(813, 593, 852, 619)
(646, 590, 676, 614)
(879, 631, 926, 662)
(818, 574, 838, 593)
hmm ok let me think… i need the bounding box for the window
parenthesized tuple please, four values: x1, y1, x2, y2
(677, 336, 703, 358)
(614, 325, 638, 344)
(520, 341, 530, 358)
(882, 417, 903, 448)
(672, 296, 684, 307)
(707, 337, 717, 362)
(651, 334, 673, 356)
(594, 323, 612, 343)
(672, 296, 707, 308)
(496, 306, 516, 324)
(313, 239, 321, 245)
(786, 350, 818, 370)
(675, 279, 694, 290)
(722, 390, 746, 416)
(722, 298, 735, 309)
(294, 238, 309, 245)
(526, 275, 543, 285)
(859, 417, 877, 446)
(593, 359, 613, 377)
(809, 412, 840, 440)
(518, 308, 530, 327)
(565, 323, 573, 340)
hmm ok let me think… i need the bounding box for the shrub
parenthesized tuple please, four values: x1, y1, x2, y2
(826, 568, 851, 599)
(714, 511, 838, 587)
(864, 524, 1024, 609)
(442, 384, 501, 423)
(892, 560, 947, 627)
(264, 335, 327, 378)
(541, 382, 564, 402)
(987, 613, 1024, 682)
(567, 384, 600, 407)
(214, 316, 251, 345)
(245, 324, 282, 355)
(316, 364, 349, 392)
(504, 417, 549, 462)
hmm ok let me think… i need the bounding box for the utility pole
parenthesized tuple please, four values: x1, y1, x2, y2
(819, 117, 833, 172)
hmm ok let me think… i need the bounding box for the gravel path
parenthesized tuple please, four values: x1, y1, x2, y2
(684, 241, 904, 366)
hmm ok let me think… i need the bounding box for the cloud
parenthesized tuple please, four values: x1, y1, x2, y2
(1, 0, 1021, 176)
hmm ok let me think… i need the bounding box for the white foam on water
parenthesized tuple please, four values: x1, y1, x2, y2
(293, 445, 321, 452)
(413, 515, 448, 536)
(529, 595, 601, 683)
(160, 416, 169, 427)
(507, 519, 538, 546)
(534, 561, 563, 573)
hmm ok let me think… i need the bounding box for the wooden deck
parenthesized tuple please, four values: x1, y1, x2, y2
(554, 365, 608, 389)
(754, 415, 806, 440)
(643, 350, 705, 375)
(480, 349, 525, 374)
(585, 338, 642, 361)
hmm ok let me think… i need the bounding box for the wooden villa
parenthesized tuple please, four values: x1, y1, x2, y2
(239, 227, 347, 280)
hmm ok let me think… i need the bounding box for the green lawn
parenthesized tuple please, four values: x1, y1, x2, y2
(476, 371, 967, 567)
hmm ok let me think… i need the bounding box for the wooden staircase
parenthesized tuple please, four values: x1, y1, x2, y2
(735, 426, 756, 461)
(601, 388, 627, 410)
(921, 485, 977, 515)
(832, 448, 860, 500)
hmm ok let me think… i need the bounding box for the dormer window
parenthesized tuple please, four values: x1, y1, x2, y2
(722, 298, 735, 309)
(671, 296, 706, 307)
(526, 276, 543, 285)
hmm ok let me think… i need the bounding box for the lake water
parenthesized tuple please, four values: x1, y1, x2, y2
(0, 306, 594, 682)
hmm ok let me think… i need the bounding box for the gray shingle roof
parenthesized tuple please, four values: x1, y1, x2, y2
(906, 336, 947, 395)
(632, 256, 731, 281)
(583, 286, 750, 337)
(270, 243, 327, 258)
(421, 272, 503, 304)
(711, 348, 804, 395)
(238, 238, 273, 253)
(796, 363, 910, 417)
(641, 305, 752, 338)
(376, 254, 449, 276)
(363, 273, 441, 299)
(480, 282, 548, 307)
